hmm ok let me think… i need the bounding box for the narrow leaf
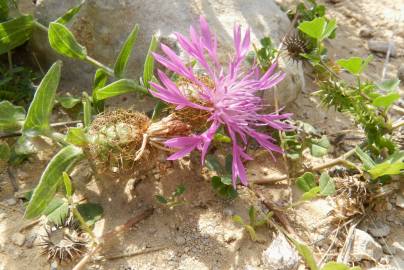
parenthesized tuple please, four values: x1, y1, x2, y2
(62, 172, 73, 198)
(94, 79, 148, 100)
(25, 145, 84, 219)
(55, 1, 84, 25)
(369, 161, 404, 179)
(151, 101, 167, 121)
(0, 101, 25, 132)
(321, 262, 350, 270)
(48, 22, 87, 60)
(65, 127, 88, 146)
(143, 35, 158, 89)
(290, 239, 319, 270)
(319, 172, 335, 196)
(0, 0, 9, 21)
(355, 146, 376, 170)
(155, 195, 168, 204)
(245, 225, 257, 241)
(82, 94, 92, 128)
(0, 15, 34, 55)
(114, 24, 139, 78)
(232, 215, 244, 225)
(173, 184, 186, 197)
(23, 61, 61, 133)
(205, 155, 224, 174)
(42, 196, 69, 226)
(92, 68, 109, 113)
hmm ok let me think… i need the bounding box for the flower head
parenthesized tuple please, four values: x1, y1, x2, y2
(150, 16, 292, 186)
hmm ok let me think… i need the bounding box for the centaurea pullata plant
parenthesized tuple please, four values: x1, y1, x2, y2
(150, 17, 292, 186)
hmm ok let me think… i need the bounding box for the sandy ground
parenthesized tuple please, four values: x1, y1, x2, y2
(1, 0, 404, 269)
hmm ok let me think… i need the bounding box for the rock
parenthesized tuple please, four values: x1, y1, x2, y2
(398, 65, 404, 83)
(396, 194, 404, 209)
(175, 236, 186, 246)
(359, 28, 374, 39)
(32, 0, 302, 107)
(368, 222, 391, 238)
(0, 212, 6, 221)
(351, 229, 383, 262)
(368, 40, 397, 57)
(382, 243, 396, 255)
(5, 198, 17, 206)
(11, 232, 26, 247)
(25, 235, 37, 248)
(262, 233, 299, 270)
(223, 207, 235, 217)
(392, 241, 404, 256)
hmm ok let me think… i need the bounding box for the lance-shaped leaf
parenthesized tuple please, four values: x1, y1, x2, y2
(355, 146, 376, 170)
(65, 127, 88, 146)
(0, 101, 26, 132)
(369, 151, 404, 179)
(290, 239, 319, 270)
(114, 24, 139, 78)
(0, 15, 34, 55)
(42, 196, 69, 226)
(25, 145, 84, 219)
(23, 61, 61, 133)
(55, 1, 84, 25)
(143, 35, 158, 89)
(92, 68, 109, 113)
(82, 93, 92, 128)
(94, 79, 148, 100)
(48, 22, 87, 60)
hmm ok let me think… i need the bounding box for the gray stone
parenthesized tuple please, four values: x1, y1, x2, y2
(368, 40, 397, 57)
(262, 233, 299, 270)
(32, 0, 302, 108)
(396, 194, 404, 209)
(5, 198, 17, 206)
(351, 229, 383, 262)
(398, 65, 404, 83)
(368, 222, 391, 238)
(11, 232, 26, 247)
(175, 236, 186, 246)
(391, 241, 404, 257)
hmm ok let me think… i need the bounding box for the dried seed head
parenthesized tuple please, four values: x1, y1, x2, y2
(38, 220, 88, 264)
(284, 34, 308, 62)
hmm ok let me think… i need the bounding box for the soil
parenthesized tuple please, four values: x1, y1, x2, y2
(1, 0, 403, 269)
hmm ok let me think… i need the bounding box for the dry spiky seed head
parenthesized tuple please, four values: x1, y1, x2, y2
(284, 34, 308, 62)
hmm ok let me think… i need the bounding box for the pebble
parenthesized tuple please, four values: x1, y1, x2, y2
(398, 65, 404, 82)
(11, 232, 26, 246)
(368, 222, 391, 238)
(368, 40, 397, 57)
(351, 229, 383, 262)
(262, 233, 299, 270)
(392, 241, 404, 256)
(359, 28, 374, 38)
(0, 213, 6, 221)
(5, 198, 17, 206)
(396, 194, 404, 209)
(382, 243, 396, 255)
(25, 235, 37, 248)
(175, 236, 186, 246)
(223, 207, 235, 216)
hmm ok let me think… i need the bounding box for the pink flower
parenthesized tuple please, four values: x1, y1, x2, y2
(150, 16, 291, 186)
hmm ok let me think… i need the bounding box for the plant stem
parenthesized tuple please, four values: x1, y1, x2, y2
(7, 51, 12, 71)
(85, 56, 114, 77)
(34, 20, 49, 32)
(72, 205, 97, 241)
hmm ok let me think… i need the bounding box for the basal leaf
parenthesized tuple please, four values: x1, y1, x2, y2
(23, 61, 61, 133)
(248, 206, 256, 226)
(56, 95, 81, 109)
(369, 158, 404, 179)
(114, 24, 139, 78)
(296, 172, 317, 192)
(0, 141, 10, 161)
(48, 22, 87, 60)
(245, 224, 257, 241)
(143, 35, 158, 89)
(42, 196, 69, 226)
(355, 146, 376, 170)
(65, 127, 88, 146)
(336, 55, 372, 75)
(14, 135, 37, 155)
(25, 145, 84, 219)
(92, 68, 109, 113)
(94, 79, 148, 100)
(290, 239, 319, 270)
(310, 135, 330, 157)
(372, 92, 400, 108)
(301, 187, 320, 201)
(62, 172, 73, 198)
(0, 101, 25, 132)
(319, 172, 335, 196)
(0, 15, 34, 55)
(76, 202, 103, 226)
(55, 1, 84, 25)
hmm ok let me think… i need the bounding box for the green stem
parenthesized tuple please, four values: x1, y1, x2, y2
(85, 56, 114, 77)
(34, 20, 49, 32)
(7, 51, 12, 71)
(72, 205, 97, 242)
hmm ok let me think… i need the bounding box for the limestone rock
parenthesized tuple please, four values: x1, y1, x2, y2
(11, 232, 26, 247)
(32, 0, 302, 108)
(262, 233, 299, 270)
(368, 222, 391, 238)
(351, 229, 383, 262)
(368, 40, 397, 57)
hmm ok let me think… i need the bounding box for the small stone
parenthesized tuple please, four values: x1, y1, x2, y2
(11, 232, 26, 246)
(396, 194, 404, 209)
(175, 236, 186, 246)
(223, 207, 235, 216)
(398, 65, 404, 82)
(386, 202, 393, 211)
(351, 229, 383, 262)
(368, 40, 397, 57)
(382, 243, 396, 255)
(392, 241, 404, 256)
(368, 222, 391, 238)
(359, 28, 374, 39)
(0, 213, 6, 221)
(25, 235, 37, 248)
(262, 233, 299, 270)
(5, 198, 17, 206)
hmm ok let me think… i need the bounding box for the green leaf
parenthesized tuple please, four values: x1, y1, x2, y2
(376, 79, 400, 92)
(372, 92, 400, 108)
(14, 135, 36, 155)
(55, 1, 84, 25)
(296, 172, 317, 192)
(0, 141, 10, 161)
(225, 154, 233, 175)
(211, 176, 238, 199)
(23, 61, 61, 133)
(76, 203, 103, 226)
(114, 24, 139, 78)
(0, 101, 25, 132)
(155, 195, 168, 204)
(48, 22, 87, 60)
(245, 224, 257, 241)
(65, 127, 87, 146)
(319, 172, 335, 196)
(336, 56, 372, 75)
(355, 146, 376, 170)
(62, 172, 73, 198)
(321, 262, 350, 270)
(143, 35, 158, 89)
(214, 132, 232, 143)
(248, 206, 256, 226)
(151, 101, 167, 121)
(298, 17, 336, 41)
(82, 93, 92, 128)
(205, 155, 224, 173)
(311, 135, 330, 157)
(301, 187, 321, 201)
(369, 155, 404, 179)
(56, 96, 81, 109)
(24, 145, 84, 219)
(173, 184, 186, 197)
(92, 68, 109, 113)
(0, 0, 9, 21)
(232, 215, 244, 225)
(291, 240, 319, 270)
(94, 79, 148, 100)
(42, 196, 69, 226)
(0, 15, 34, 55)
